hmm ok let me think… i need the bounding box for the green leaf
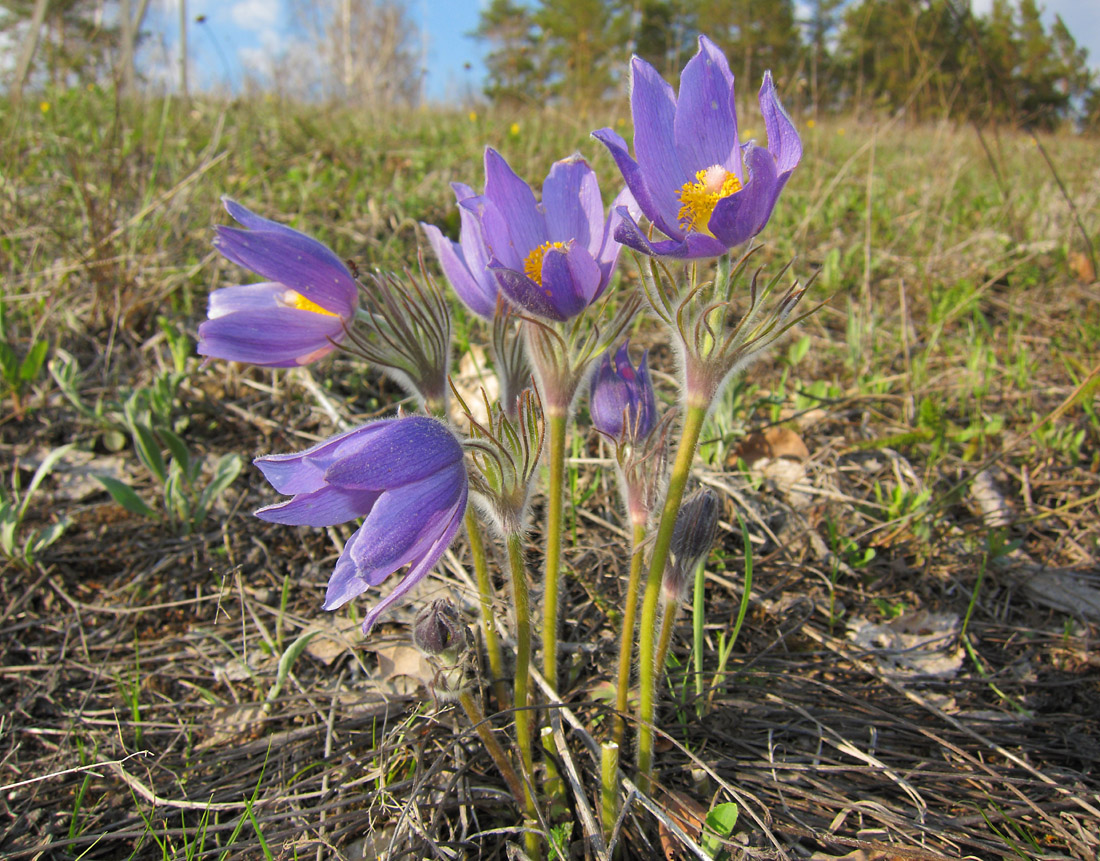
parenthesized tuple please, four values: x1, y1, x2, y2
(18, 444, 74, 521)
(29, 517, 69, 555)
(94, 475, 158, 520)
(701, 802, 739, 858)
(19, 339, 49, 382)
(129, 421, 167, 484)
(196, 453, 242, 523)
(0, 341, 16, 384)
(265, 632, 319, 705)
(157, 427, 193, 482)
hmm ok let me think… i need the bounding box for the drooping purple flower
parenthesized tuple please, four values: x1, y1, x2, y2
(198, 198, 358, 367)
(592, 36, 801, 259)
(589, 341, 657, 440)
(421, 183, 500, 319)
(460, 148, 635, 322)
(253, 416, 468, 633)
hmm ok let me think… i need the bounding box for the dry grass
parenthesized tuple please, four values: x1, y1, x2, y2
(1, 92, 1099, 859)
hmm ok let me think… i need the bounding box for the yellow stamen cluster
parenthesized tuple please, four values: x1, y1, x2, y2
(676, 165, 742, 235)
(522, 241, 567, 287)
(281, 289, 340, 318)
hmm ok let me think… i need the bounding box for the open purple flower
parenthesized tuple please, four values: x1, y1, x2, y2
(460, 148, 634, 322)
(421, 183, 499, 319)
(198, 198, 358, 367)
(254, 416, 468, 633)
(589, 341, 657, 440)
(592, 36, 801, 259)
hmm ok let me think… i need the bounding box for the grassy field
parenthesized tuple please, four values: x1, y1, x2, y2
(2, 85, 1099, 859)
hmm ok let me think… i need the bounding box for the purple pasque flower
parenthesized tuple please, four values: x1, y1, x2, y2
(592, 36, 801, 259)
(421, 183, 499, 319)
(253, 416, 468, 633)
(589, 340, 657, 440)
(460, 148, 634, 322)
(198, 198, 358, 367)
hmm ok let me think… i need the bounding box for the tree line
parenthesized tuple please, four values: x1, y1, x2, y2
(474, 0, 1099, 129)
(2, 0, 1096, 129)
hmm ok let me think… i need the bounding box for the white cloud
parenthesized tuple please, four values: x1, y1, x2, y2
(230, 0, 281, 32)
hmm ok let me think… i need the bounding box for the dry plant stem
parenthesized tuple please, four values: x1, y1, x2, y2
(636, 402, 708, 788)
(457, 690, 527, 810)
(506, 530, 537, 823)
(612, 520, 647, 748)
(464, 507, 508, 711)
(541, 410, 567, 692)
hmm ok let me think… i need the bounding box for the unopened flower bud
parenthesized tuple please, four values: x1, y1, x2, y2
(663, 488, 721, 603)
(413, 599, 465, 656)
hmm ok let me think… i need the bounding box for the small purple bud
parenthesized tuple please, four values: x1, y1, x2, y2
(589, 341, 657, 441)
(413, 599, 465, 656)
(664, 488, 721, 603)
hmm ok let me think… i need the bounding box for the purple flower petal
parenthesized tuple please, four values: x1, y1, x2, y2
(490, 262, 569, 322)
(347, 465, 466, 580)
(255, 485, 382, 527)
(197, 307, 344, 367)
(421, 221, 498, 319)
(360, 487, 466, 633)
(613, 208, 728, 259)
(214, 226, 356, 316)
(674, 35, 740, 178)
(253, 416, 470, 632)
(483, 148, 547, 257)
(542, 156, 601, 253)
(322, 549, 371, 610)
(630, 55, 687, 236)
(708, 145, 779, 247)
(254, 422, 392, 494)
(536, 243, 600, 317)
(760, 71, 802, 181)
(324, 416, 464, 491)
(591, 128, 681, 242)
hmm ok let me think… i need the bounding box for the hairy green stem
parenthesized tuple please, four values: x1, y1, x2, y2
(506, 532, 535, 787)
(654, 597, 678, 684)
(612, 520, 647, 748)
(636, 402, 708, 789)
(542, 411, 568, 692)
(465, 507, 509, 712)
(693, 553, 707, 716)
(457, 690, 526, 809)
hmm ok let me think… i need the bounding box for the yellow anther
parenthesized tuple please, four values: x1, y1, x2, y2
(522, 241, 567, 286)
(676, 165, 742, 235)
(281, 289, 340, 318)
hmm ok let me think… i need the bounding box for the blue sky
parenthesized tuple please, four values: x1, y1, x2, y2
(143, 0, 490, 101)
(142, 0, 1100, 102)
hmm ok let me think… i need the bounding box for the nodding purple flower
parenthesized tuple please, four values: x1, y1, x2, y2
(593, 36, 802, 260)
(253, 416, 468, 633)
(460, 148, 635, 322)
(198, 198, 358, 367)
(589, 341, 657, 441)
(421, 183, 500, 319)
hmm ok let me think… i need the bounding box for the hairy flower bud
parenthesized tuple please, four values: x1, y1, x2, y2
(413, 599, 465, 656)
(663, 488, 721, 603)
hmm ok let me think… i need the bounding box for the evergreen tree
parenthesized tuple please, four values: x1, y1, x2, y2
(472, 0, 543, 106)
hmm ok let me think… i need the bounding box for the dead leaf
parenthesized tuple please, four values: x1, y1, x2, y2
(658, 789, 706, 859)
(730, 427, 810, 467)
(847, 610, 963, 679)
(1068, 250, 1095, 284)
(373, 644, 432, 696)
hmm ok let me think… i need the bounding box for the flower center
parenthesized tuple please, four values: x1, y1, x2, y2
(281, 289, 340, 318)
(677, 165, 742, 235)
(522, 241, 568, 286)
